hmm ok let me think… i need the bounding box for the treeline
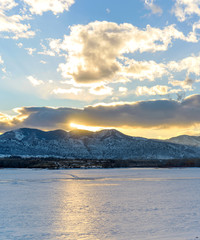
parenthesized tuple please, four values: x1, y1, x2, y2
(0, 157, 200, 169)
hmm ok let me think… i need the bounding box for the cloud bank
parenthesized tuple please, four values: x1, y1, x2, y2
(1, 95, 200, 132)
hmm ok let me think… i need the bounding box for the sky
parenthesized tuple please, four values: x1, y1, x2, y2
(0, 0, 200, 139)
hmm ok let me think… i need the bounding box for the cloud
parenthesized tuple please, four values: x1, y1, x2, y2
(47, 21, 195, 85)
(0, 2, 35, 39)
(173, 0, 200, 22)
(168, 54, 200, 76)
(0, 56, 4, 65)
(27, 76, 44, 86)
(0, 110, 22, 130)
(14, 107, 81, 129)
(38, 43, 56, 56)
(144, 0, 163, 15)
(40, 60, 47, 64)
(169, 75, 196, 90)
(0, 13, 35, 39)
(1, 67, 6, 73)
(79, 95, 200, 128)
(25, 47, 36, 55)
(24, 74, 113, 101)
(135, 85, 180, 96)
(106, 8, 110, 14)
(0, 0, 75, 39)
(23, 0, 75, 15)
(119, 87, 128, 95)
(0, 0, 17, 11)
(17, 42, 23, 48)
(123, 58, 167, 81)
(0, 56, 6, 73)
(89, 85, 113, 96)
(1, 95, 200, 131)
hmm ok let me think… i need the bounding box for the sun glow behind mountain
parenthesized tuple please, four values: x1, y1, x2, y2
(70, 123, 107, 132)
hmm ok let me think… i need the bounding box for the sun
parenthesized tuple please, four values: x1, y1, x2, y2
(70, 122, 105, 132)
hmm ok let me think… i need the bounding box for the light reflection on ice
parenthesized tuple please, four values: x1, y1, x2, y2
(0, 168, 200, 240)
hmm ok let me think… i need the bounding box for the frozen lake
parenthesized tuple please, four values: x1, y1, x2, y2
(0, 168, 200, 240)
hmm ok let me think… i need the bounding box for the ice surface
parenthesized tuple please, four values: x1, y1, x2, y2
(0, 168, 200, 240)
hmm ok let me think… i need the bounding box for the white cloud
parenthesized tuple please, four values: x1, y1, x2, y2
(0, 56, 6, 73)
(40, 60, 47, 64)
(169, 76, 196, 90)
(38, 43, 56, 56)
(2, 67, 6, 73)
(0, 9, 35, 39)
(47, 21, 195, 86)
(22, 74, 112, 101)
(27, 76, 44, 86)
(168, 54, 200, 76)
(135, 85, 180, 96)
(173, 0, 200, 22)
(119, 87, 128, 95)
(23, 0, 75, 15)
(144, 0, 163, 15)
(89, 85, 113, 96)
(0, 0, 17, 11)
(25, 47, 36, 55)
(17, 42, 23, 48)
(0, 56, 4, 65)
(0, 0, 75, 39)
(123, 58, 167, 81)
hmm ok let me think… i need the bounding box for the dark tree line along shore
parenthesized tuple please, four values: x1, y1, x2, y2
(1, 157, 200, 169)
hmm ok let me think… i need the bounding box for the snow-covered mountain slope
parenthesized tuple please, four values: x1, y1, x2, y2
(167, 135, 200, 147)
(0, 128, 200, 160)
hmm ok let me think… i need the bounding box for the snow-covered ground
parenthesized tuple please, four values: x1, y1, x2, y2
(0, 168, 200, 240)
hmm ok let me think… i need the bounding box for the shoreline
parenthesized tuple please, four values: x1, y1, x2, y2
(1, 157, 200, 169)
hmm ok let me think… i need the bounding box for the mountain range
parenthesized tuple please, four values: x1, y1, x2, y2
(0, 128, 200, 160)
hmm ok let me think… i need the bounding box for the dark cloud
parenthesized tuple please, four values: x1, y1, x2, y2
(82, 95, 200, 128)
(82, 100, 180, 127)
(1, 95, 200, 132)
(20, 107, 81, 128)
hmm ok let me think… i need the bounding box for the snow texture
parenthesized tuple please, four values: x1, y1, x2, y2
(0, 168, 200, 240)
(168, 135, 200, 147)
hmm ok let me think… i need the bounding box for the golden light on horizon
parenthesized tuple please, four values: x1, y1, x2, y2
(69, 123, 200, 139)
(70, 122, 107, 132)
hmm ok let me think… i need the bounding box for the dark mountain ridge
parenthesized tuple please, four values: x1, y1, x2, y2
(0, 128, 200, 161)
